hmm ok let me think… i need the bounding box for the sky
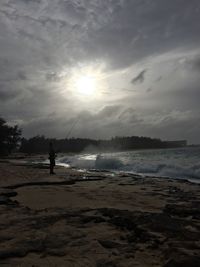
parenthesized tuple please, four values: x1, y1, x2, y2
(0, 0, 200, 144)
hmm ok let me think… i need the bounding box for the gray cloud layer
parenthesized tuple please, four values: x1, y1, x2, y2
(0, 0, 200, 143)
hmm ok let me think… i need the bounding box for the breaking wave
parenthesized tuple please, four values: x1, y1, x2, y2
(56, 147, 200, 181)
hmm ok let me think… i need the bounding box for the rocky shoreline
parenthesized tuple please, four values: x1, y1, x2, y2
(0, 160, 200, 266)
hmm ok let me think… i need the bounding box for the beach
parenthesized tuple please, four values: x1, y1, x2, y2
(0, 159, 200, 267)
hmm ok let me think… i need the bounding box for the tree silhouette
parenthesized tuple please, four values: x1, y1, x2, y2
(20, 135, 186, 154)
(0, 117, 21, 156)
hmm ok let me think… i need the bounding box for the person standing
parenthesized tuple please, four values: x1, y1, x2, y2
(49, 142, 56, 174)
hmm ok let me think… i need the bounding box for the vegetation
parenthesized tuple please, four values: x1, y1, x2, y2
(0, 116, 186, 155)
(0, 117, 21, 156)
(20, 135, 185, 154)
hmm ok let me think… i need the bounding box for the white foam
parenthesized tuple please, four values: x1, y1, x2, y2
(56, 147, 200, 181)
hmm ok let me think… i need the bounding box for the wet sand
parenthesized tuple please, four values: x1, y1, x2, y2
(0, 159, 200, 266)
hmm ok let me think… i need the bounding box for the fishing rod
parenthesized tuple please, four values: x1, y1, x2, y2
(66, 116, 80, 139)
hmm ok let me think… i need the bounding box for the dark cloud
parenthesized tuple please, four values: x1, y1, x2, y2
(146, 88, 152, 93)
(118, 108, 134, 120)
(193, 57, 200, 70)
(118, 108, 143, 124)
(186, 56, 200, 72)
(17, 71, 27, 81)
(131, 70, 147, 84)
(82, 0, 200, 69)
(0, 87, 18, 101)
(154, 76, 162, 83)
(45, 72, 61, 82)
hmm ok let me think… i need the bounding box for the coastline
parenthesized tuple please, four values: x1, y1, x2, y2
(0, 159, 200, 266)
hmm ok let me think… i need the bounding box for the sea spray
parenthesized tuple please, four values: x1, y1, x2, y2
(56, 147, 200, 180)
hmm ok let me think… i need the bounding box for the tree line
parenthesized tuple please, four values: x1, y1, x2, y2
(0, 117, 186, 155)
(20, 135, 184, 154)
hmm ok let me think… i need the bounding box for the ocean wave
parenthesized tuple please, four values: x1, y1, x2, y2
(56, 148, 200, 180)
(95, 155, 124, 170)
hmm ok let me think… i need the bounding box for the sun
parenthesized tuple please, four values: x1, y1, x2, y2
(76, 75, 96, 96)
(66, 63, 107, 100)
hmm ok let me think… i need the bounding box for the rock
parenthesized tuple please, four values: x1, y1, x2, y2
(126, 229, 153, 244)
(81, 215, 106, 224)
(146, 213, 184, 237)
(163, 256, 200, 267)
(96, 259, 117, 267)
(98, 240, 124, 249)
(0, 189, 17, 197)
(46, 248, 66, 256)
(0, 196, 9, 205)
(98, 208, 152, 243)
(164, 204, 200, 218)
(0, 248, 27, 259)
(109, 215, 136, 231)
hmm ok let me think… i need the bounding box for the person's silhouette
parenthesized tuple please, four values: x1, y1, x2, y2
(49, 142, 56, 174)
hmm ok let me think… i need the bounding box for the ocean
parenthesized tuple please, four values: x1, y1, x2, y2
(56, 146, 200, 182)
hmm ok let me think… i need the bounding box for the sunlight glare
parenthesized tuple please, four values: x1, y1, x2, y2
(76, 75, 96, 96)
(66, 62, 108, 101)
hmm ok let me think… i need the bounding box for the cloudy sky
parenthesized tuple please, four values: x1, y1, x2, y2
(0, 0, 200, 143)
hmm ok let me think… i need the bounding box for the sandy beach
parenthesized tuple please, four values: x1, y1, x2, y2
(0, 159, 200, 267)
